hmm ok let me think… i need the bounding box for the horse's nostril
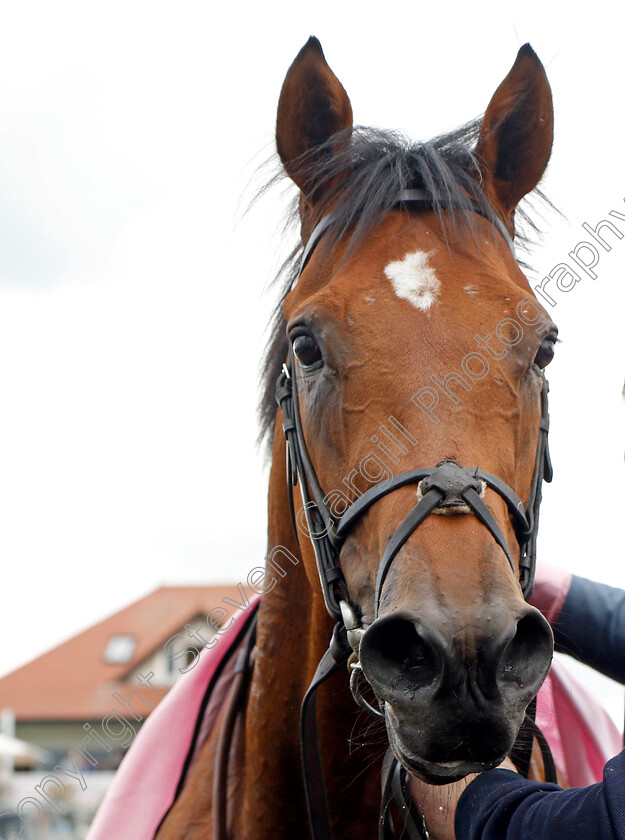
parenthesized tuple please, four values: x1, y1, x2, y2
(360, 616, 439, 696)
(360, 608, 552, 715)
(500, 611, 553, 690)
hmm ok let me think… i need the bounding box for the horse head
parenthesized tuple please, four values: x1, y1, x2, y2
(269, 38, 558, 787)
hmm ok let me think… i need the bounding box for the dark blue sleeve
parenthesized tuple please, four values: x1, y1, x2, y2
(553, 575, 625, 684)
(455, 750, 625, 840)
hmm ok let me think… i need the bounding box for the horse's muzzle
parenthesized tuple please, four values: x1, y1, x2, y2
(359, 605, 553, 781)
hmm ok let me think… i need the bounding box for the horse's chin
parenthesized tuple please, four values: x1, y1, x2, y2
(387, 727, 505, 786)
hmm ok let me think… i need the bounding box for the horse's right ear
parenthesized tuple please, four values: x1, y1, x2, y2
(276, 37, 353, 202)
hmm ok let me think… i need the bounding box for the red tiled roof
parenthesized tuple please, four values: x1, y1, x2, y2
(0, 585, 236, 721)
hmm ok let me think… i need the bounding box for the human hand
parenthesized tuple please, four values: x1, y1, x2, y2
(408, 758, 518, 840)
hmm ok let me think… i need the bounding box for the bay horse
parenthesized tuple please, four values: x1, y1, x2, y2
(156, 37, 558, 840)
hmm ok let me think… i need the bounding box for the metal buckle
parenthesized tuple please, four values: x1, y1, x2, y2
(339, 600, 366, 654)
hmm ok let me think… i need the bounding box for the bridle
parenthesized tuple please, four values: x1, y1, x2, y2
(276, 190, 552, 620)
(277, 375, 551, 620)
(274, 191, 555, 839)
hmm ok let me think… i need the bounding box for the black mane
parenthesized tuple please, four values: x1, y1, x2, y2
(258, 122, 546, 451)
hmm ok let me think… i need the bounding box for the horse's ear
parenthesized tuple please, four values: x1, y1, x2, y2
(276, 37, 353, 202)
(475, 44, 553, 226)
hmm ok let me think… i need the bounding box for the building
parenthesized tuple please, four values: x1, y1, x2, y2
(0, 585, 234, 776)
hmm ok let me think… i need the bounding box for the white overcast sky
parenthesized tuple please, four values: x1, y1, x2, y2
(0, 0, 623, 718)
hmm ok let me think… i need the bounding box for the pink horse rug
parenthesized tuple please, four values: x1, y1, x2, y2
(87, 598, 622, 840)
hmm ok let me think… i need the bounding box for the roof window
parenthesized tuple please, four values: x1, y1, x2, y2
(103, 634, 136, 664)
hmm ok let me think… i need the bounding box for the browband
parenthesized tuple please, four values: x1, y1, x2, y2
(293, 188, 516, 287)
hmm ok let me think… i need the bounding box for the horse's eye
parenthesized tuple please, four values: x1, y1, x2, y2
(292, 333, 323, 370)
(534, 335, 557, 369)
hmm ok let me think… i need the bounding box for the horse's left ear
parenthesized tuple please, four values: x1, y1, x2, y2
(276, 37, 353, 202)
(475, 44, 553, 227)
